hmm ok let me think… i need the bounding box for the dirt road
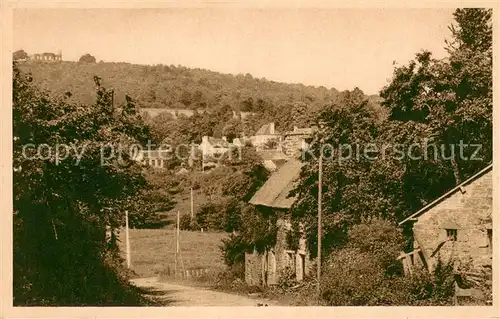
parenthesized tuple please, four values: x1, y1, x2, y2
(130, 277, 278, 306)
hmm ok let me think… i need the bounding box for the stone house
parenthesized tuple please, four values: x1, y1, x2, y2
(398, 164, 493, 274)
(250, 123, 281, 150)
(133, 149, 170, 169)
(245, 159, 311, 286)
(200, 136, 231, 157)
(199, 136, 244, 171)
(281, 126, 316, 157)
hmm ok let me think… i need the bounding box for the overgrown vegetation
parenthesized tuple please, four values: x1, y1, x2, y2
(291, 7, 492, 260)
(13, 8, 491, 307)
(17, 54, 384, 142)
(212, 8, 492, 306)
(13, 66, 160, 305)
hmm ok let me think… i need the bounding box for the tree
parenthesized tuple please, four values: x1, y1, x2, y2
(222, 118, 243, 142)
(13, 49, 28, 60)
(380, 8, 492, 206)
(290, 9, 492, 258)
(280, 101, 316, 132)
(446, 8, 492, 54)
(291, 88, 380, 256)
(289, 8, 493, 259)
(79, 53, 97, 63)
(13, 66, 153, 305)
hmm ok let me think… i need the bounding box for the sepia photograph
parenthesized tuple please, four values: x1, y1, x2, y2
(3, 3, 497, 313)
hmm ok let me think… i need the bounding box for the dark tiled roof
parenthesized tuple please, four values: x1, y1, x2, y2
(249, 159, 304, 209)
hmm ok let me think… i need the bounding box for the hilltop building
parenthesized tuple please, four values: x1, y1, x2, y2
(30, 51, 63, 62)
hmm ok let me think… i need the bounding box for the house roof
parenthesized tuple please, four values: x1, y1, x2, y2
(255, 123, 279, 136)
(205, 137, 230, 148)
(284, 127, 316, 136)
(249, 159, 304, 209)
(137, 149, 171, 160)
(258, 149, 289, 161)
(398, 163, 493, 225)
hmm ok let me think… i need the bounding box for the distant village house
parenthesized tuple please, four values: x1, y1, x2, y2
(133, 149, 171, 169)
(250, 123, 282, 151)
(281, 126, 316, 158)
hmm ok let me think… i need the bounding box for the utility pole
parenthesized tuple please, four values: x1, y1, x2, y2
(201, 150, 205, 173)
(125, 210, 131, 269)
(317, 149, 323, 294)
(190, 187, 194, 219)
(175, 210, 180, 278)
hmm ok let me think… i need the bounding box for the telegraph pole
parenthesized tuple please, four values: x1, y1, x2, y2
(125, 210, 131, 269)
(317, 148, 323, 294)
(201, 150, 205, 173)
(175, 211, 180, 278)
(190, 187, 194, 219)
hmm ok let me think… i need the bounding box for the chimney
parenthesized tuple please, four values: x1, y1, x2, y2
(269, 122, 275, 135)
(222, 136, 227, 142)
(293, 126, 298, 132)
(202, 136, 209, 144)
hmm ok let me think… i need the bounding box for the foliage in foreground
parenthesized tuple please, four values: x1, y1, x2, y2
(290, 8, 492, 258)
(13, 65, 158, 305)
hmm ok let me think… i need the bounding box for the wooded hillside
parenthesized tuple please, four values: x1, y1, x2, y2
(17, 61, 342, 112)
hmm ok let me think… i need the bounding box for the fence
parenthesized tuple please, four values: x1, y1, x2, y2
(162, 266, 212, 279)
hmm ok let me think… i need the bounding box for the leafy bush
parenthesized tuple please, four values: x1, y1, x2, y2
(320, 250, 456, 305)
(347, 218, 405, 275)
(395, 257, 456, 306)
(13, 66, 155, 305)
(318, 218, 443, 306)
(219, 233, 251, 267)
(179, 214, 192, 230)
(320, 248, 386, 306)
(79, 53, 96, 63)
(277, 266, 298, 290)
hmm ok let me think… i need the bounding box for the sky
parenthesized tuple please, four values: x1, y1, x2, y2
(13, 8, 456, 95)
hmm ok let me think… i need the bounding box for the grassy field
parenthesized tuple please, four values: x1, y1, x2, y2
(162, 188, 209, 229)
(118, 228, 228, 278)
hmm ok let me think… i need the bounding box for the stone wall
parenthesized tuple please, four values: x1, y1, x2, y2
(244, 214, 312, 286)
(245, 250, 263, 286)
(412, 169, 492, 271)
(275, 215, 312, 281)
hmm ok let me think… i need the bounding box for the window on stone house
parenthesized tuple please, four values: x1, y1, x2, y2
(446, 229, 457, 241)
